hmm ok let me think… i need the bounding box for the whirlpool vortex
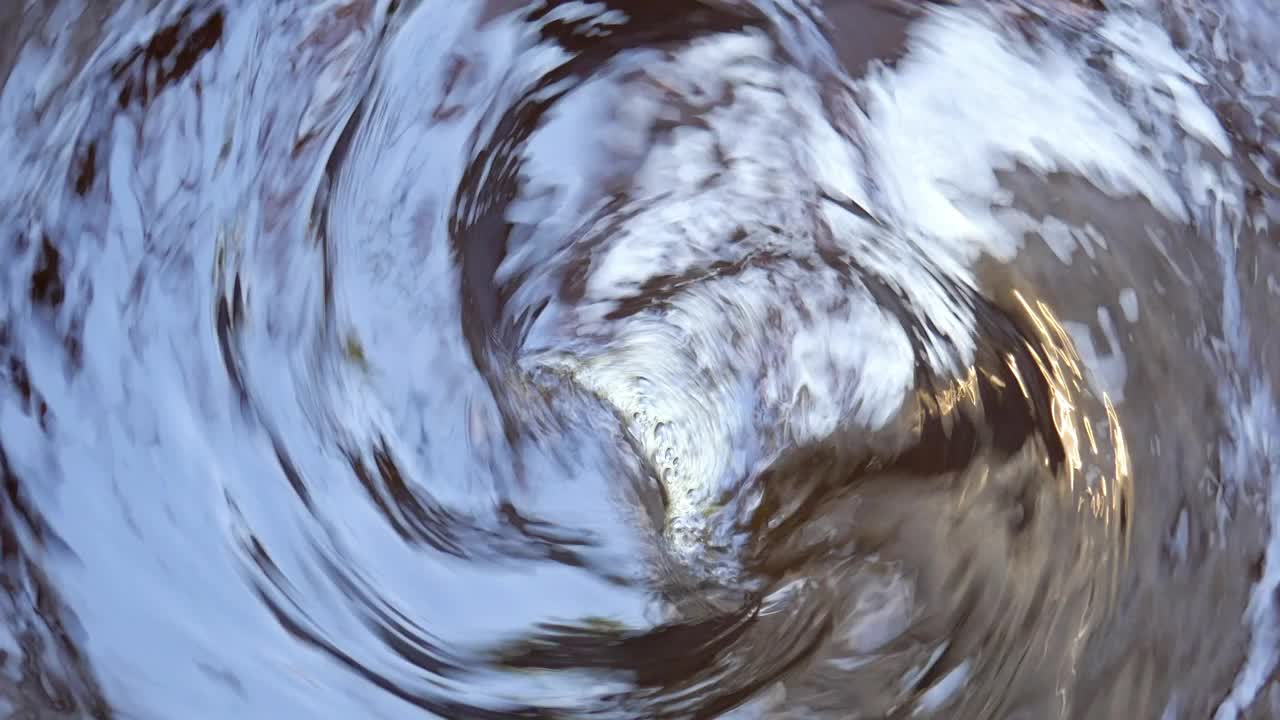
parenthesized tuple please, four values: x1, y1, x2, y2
(0, 0, 1278, 718)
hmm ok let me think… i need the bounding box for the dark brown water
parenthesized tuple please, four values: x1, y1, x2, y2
(0, 1, 1277, 717)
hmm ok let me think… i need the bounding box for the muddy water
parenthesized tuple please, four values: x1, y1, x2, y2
(0, 1, 1277, 718)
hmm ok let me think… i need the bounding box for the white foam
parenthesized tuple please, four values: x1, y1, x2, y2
(1063, 316, 1127, 404)
(1119, 288, 1140, 323)
(529, 28, 927, 548)
(1099, 15, 1232, 157)
(914, 660, 971, 715)
(787, 297, 916, 435)
(1214, 383, 1280, 719)
(858, 6, 1190, 268)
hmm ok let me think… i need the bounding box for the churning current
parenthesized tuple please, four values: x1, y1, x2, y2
(1, 0, 1278, 717)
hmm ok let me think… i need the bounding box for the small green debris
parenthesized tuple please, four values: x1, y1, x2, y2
(345, 333, 368, 371)
(580, 616, 625, 632)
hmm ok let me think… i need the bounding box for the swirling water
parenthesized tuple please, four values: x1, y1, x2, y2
(0, 0, 1278, 717)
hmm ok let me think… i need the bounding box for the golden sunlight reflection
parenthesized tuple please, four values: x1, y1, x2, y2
(1010, 290, 1133, 537)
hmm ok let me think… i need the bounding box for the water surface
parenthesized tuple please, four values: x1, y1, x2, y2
(0, 1, 1278, 717)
